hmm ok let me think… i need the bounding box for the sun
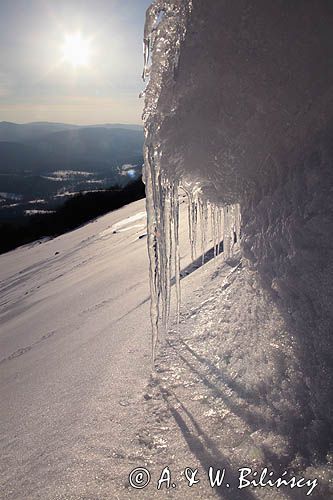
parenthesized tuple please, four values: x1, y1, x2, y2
(61, 33, 92, 67)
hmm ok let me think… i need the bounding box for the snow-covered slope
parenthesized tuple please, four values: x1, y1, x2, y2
(138, 255, 332, 499)
(0, 199, 153, 498)
(1, 196, 332, 499)
(0, 195, 222, 499)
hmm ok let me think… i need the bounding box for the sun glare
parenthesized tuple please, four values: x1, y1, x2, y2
(61, 33, 92, 67)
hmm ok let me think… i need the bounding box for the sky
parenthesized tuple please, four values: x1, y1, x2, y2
(0, 0, 152, 125)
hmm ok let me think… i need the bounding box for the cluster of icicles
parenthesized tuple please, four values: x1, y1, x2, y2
(144, 153, 241, 360)
(142, 0, 241, 360)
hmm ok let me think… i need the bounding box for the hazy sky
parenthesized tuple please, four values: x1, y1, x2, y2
(0, 0, 152, 125)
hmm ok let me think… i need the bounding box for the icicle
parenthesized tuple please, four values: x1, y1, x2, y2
(160, 181, 172, 330)
(211, 204, 219, 259)
(215, 208, 219, 257)
(184, 186, 200, 262)
(144, 141, 182, 360)
(210, 204, 215, 258)
(172, 184, 181, 323)
(142, 2, 166, 82)
(216, 207, 223, 255)
(186, 189, 195, 261)
(199, 199, 208, 265)
(223, 206, 232, 260)
(191, 195, 199, 260)
(143, 145, 160, 361)
(234, 203, 241, 245)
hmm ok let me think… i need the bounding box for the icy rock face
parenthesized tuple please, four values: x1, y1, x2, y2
(143, 0, 333, 455)
(241, 131, 333, 455)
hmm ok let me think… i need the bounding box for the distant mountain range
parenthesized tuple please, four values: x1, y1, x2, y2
(0, 121, 142, 142)
(0, 121, 144, 174)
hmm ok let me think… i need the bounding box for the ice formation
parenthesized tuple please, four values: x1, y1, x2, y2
(143, 1, 241, 358)
(143, 0, 333, 458)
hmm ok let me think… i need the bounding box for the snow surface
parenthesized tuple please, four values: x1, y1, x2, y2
(1, 195, 332, 498)
(139, 254, 333, 499)
(0, 195, 231, 498)
(0, 199, 154, 498)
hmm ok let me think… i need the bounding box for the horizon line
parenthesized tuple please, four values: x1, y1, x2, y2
(0, 120, 143, 127)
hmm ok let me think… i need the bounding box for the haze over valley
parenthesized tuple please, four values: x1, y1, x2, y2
(0, 121, 144, 221)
